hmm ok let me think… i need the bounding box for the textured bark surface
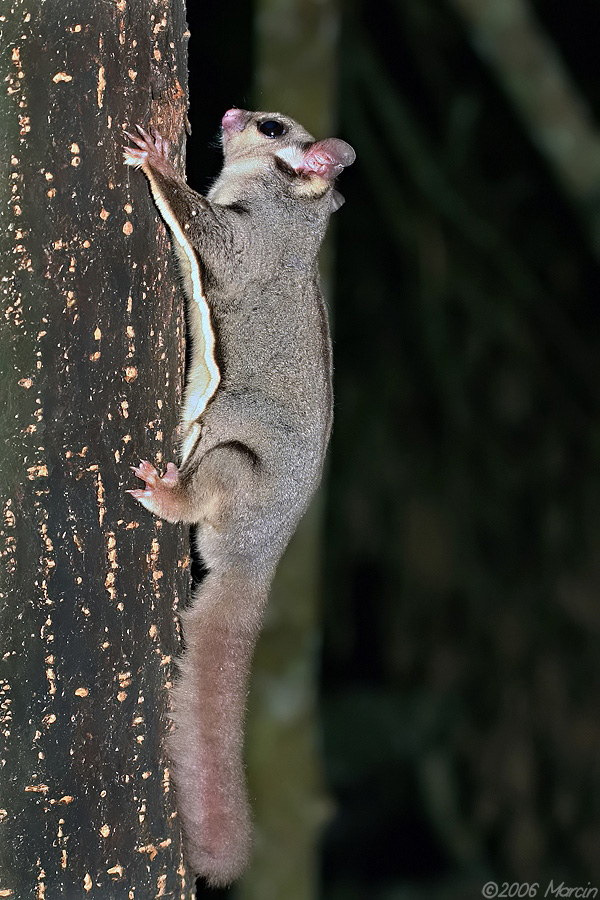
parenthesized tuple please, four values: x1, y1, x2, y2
(0, 2, 193, 896)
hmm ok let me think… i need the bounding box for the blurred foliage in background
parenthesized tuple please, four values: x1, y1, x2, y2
(188, 0, 600, 897)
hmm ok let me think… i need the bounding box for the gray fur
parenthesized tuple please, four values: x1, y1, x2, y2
(123, 110, 354, 886)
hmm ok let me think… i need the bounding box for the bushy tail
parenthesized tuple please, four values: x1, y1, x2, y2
(169, 569, 267, 887)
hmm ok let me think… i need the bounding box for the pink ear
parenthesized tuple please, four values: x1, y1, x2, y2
(297, 139, 356, 180)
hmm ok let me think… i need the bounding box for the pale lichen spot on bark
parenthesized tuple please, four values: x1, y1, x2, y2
(41, 612, 54, 640)
(97, 65, 105, 109)
(40, 523, 54, 556)
(85, 467, 106, 526)
(25, 783, 49, 793)
(105, 571, 116, 599)
(27, 464, 48, 479)
(45, 666, 56, 696)
(138, 843, 158, 861)
(52, 72, 72, 83)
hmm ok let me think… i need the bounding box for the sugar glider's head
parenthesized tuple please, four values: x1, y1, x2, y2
(219, 108, 355, 210)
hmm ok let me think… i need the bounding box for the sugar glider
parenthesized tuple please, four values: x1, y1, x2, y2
(123, 108, 355, 886)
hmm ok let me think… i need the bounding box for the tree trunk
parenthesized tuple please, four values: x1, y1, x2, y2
(0, 2, 193, 896)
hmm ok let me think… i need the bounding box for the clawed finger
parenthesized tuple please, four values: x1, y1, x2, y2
(135, 123, 153, 143)
(126, 488, 153, 499)
(123, 129, 149, 150)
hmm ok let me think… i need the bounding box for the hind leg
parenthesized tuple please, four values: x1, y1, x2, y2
(127, 444, 263, 533)
(127, 460, 184, 521)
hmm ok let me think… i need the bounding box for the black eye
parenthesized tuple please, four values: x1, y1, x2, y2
(258, 119, 287, 138)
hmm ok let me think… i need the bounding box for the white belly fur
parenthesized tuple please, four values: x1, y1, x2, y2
(146, 178, 220, 466)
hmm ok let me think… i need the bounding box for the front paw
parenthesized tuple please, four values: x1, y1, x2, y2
(127, 460, 181, 520)
(123, 125, 175, 176)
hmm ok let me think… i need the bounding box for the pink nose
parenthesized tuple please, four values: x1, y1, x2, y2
(222, 108, 248, 132)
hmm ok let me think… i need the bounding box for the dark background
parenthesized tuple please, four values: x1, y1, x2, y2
(186, 1, 600, 897)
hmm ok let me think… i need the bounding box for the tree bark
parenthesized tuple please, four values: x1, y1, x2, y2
(0, 2, 193, 896)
